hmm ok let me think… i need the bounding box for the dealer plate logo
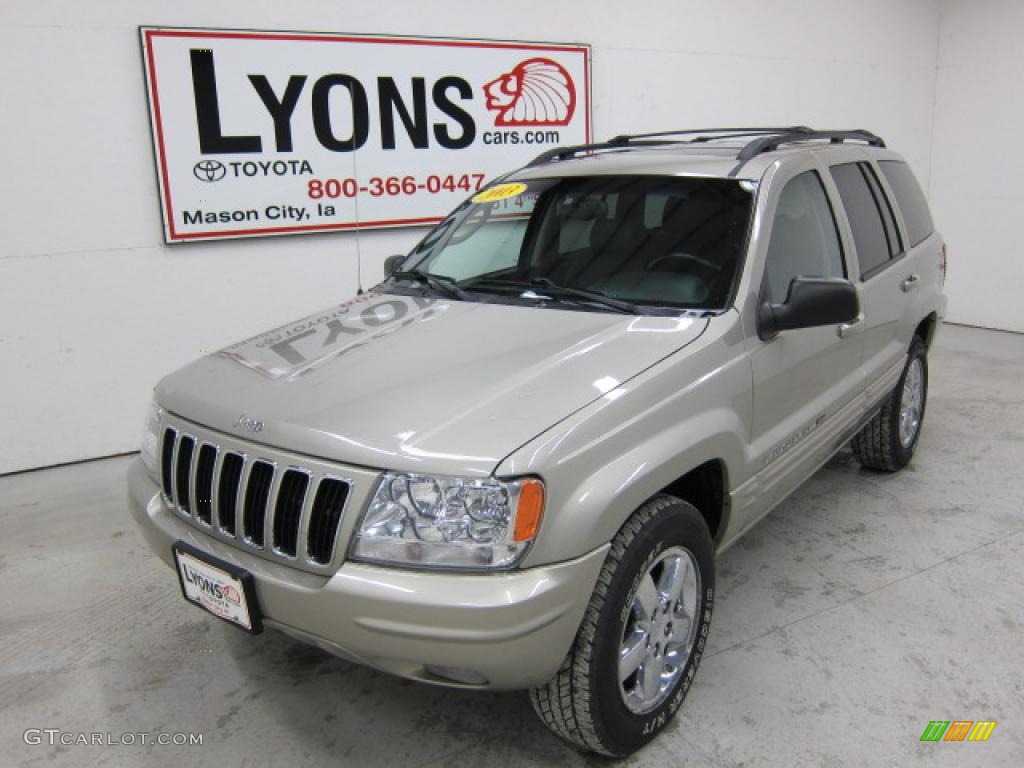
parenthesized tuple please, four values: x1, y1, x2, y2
(193, 159, 226, 182)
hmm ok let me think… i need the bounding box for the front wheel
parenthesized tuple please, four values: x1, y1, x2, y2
(529, 496, 714, 756)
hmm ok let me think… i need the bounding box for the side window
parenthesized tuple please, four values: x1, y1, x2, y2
(861, 163, 903, 257)
(878, 160, 934, 247)
(763, 171, 845, 303)
(830, 162, 897, 278)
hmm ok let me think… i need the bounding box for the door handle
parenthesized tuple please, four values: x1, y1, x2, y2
(901, 274, 920, 292)
(838, 313, 865, 338)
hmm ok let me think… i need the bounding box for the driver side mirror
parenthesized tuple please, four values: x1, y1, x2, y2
(758, 277, 859, 339)
(383, 254, 406, 276)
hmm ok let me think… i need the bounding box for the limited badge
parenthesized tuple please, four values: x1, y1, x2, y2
(472, 182, 528, 204)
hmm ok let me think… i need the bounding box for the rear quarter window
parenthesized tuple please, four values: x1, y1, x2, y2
(878, 160, 935, 247)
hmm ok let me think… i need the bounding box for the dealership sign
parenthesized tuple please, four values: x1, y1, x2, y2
(140, 28, 591, 243)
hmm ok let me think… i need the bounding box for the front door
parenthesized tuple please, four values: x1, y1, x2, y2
(748, 166, 865, 506)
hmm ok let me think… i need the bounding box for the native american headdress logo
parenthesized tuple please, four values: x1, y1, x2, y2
(484, 58, 576, 126)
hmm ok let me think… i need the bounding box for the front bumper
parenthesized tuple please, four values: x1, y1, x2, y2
(127, 458, 606, 689)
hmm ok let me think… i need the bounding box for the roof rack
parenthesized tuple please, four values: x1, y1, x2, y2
(608, 126, 813, 144)
(732, 128, 885, 164)
(526, 139, 662, 167)
(525, 126, 886, 172)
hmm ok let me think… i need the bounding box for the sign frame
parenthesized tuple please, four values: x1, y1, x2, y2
(139, 26, 592, 243)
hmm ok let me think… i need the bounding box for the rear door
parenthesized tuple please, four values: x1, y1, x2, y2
(825, 160, 916, 405)
(876, 158, 946, 340)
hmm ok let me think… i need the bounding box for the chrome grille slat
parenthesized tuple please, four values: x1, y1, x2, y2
(187, 436, 201, 519)
(262, 463, 285, 552)
(157, 416, 356, 574)
(295, 479, 319, 563)
(235, 458, 255, 543)
(209, 448, 224, 529)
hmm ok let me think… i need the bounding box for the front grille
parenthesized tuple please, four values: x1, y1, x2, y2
(274, 470, 310, 557)
(195, 444, 216, 524)
(159, 427, 352, 568)
(175, 435, 195, 515)
(160, 428, 175, 499)
(243, 460, 274, 547)
(217, 453, 244, 535)
(308, 479, 351, 564)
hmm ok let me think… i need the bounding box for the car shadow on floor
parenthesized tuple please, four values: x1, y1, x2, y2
(205, 447, 899, 767)
(223, 624, 604, 767)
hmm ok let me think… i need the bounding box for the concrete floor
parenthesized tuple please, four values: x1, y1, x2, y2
(2, 323, 1022, 768)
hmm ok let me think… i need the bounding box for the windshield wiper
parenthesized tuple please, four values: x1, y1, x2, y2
(391, 269, 472, 301)
(464, 276, 638, 314)
(529, 277, 639, 314)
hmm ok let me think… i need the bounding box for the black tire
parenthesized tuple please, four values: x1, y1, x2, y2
(529, 495, 715, 756)
(852, 336, 928, 471)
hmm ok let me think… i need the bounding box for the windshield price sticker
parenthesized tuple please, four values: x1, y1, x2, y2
(140, 28, 591, 242)
(472, 182, 529, 204)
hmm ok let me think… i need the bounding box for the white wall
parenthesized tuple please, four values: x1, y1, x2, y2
(1, 0, 940, 474)
(931, 0, 1024, 333)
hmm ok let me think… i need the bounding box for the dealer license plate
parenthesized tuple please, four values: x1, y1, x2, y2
(173, 541, 263, 633)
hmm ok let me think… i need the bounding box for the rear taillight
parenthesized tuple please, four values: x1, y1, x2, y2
(940, 243, 948, 282)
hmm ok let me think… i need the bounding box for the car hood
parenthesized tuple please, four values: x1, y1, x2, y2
(156, 292, 708, 476)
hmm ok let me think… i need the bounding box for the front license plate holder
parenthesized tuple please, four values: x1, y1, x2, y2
(173, 541, 263, 634)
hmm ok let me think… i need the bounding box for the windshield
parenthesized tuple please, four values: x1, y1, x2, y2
(397, 175, 753, 312)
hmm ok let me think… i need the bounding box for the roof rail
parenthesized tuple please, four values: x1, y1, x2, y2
(526, 139, 650, 167)
(525, 126, 886, 170)
(526, 128, 810, 167)
(608, 126, 812, 144)
(733, 128, 885, 164)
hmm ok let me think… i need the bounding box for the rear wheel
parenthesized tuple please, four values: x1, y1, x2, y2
(852, 336, 928, 471)
(529, 496, 714, 756)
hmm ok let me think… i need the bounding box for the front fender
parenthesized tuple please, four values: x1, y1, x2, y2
(502, 312, 753, 567)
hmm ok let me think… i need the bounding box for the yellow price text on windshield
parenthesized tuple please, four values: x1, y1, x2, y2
(472, 183, 528, 204)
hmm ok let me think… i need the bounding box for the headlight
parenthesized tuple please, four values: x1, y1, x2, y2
(351, 473, 544, 570)
(140, 398, 164, 481)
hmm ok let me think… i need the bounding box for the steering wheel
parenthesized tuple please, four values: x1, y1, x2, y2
(648, 252, 721, 280)
(446, 205, 493, 246)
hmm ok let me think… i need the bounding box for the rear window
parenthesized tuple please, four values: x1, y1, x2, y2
(878, 160, 934, 247)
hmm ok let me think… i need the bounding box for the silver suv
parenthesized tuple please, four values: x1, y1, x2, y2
(129, 127, 946, 756)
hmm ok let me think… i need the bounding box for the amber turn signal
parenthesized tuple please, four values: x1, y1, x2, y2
(513, 479, 545, 542)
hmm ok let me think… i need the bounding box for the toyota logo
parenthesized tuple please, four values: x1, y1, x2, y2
(193, 160, 226, 182)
